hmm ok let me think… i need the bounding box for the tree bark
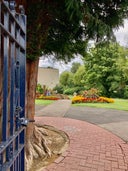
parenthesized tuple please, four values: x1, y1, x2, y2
(25, 58, 39, 169)
(26, 59, 39, 139)
(25, 58, 51, 170)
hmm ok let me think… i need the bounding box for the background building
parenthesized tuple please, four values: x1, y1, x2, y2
(37, 67, 59, 89)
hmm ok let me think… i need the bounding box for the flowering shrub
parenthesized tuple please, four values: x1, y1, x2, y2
(72, 88, 114, 103)
(72, 88, 114, 104)
(83, 88, 99, 98)
(72, 96, 114, 104)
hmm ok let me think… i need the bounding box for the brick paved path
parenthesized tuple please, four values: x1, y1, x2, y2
(35, 100, 128, 171)
(35, 116, 128, 171)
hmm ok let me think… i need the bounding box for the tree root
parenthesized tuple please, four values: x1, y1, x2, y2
(25, 124, 69, 171)
(25, 125, 52, 171)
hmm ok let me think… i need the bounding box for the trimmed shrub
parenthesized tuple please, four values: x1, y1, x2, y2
(64, 87, 85, 95)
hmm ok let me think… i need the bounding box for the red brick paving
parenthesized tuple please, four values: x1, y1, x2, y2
(35, 117, 128, 171)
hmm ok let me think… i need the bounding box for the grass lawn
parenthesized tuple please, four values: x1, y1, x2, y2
(35, 99, 55, 105)
(72, 98, 128, 111)
(35, 98, 128, 111)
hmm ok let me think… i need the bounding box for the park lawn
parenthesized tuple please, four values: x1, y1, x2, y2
(72, 98, 128, 111)
(35, 99, 55, 105)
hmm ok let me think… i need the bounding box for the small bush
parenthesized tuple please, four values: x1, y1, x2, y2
(36, 83, 43, 94)
(82, 88, 100, 98)
(123, 85, 128, 99)
(64, 87, 85, 95)
(53, 84, 64, 94)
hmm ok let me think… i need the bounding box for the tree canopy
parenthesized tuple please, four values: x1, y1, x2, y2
(59, 71, 73, 87)
(25, 0, 128, 61)
(73, 65, 85, 86)
(58, 43, 128, 98)
(83, 43, 128, 97)
(71, 62, 81, 73)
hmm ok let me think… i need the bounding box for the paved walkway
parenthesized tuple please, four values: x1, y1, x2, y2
(36, 100, 71, 117)
(65, 106, 128, 142)
(35, 100, 128, 171)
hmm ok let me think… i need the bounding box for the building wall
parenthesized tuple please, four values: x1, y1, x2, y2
(37, 67, 59, 89)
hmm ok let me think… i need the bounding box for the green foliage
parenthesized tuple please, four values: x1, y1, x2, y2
(58, 42, 128, 98)
(59, 71, 74, 87)
(64, 86, 85, 95)
(26, 0, 128, 61)
(27, 0, 87, 61)
(83, 43, 128, 98)
(63, 88, 75, 95)
(73, 66, 85, 86)
(59, 66, 86, 94)
(123, 86, 128, 99)
(36, 84, 43, 94)
(71, 62, 81, 73)
(53, 84, 64, 94)
(116, 47, 128, 80)
(83, 0, 128, 41)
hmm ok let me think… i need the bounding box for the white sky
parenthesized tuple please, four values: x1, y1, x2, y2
(39, 55, 83, 74)
(39, 19, 128, 74)
(114, 19, 128, 47)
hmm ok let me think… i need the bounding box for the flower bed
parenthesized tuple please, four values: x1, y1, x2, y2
(36, 93, 70, 100)
(72, 96, 114, 104)
(37, 95, 60, 100)
(72, 88, 114, 104)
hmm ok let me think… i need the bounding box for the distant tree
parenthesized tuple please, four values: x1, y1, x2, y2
(83, 43, 128, 97)
(53, 84, 64, 94)
(71, 62, 81, 73)
(59, 71, 74, 87)
(116, 46, 128, 81)
(116, 46, 128, 97)
(73, 66, 85, 86)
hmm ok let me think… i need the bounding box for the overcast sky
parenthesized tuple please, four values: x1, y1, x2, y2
(39, 19, 128, 73)
(114, 19, 128, 46)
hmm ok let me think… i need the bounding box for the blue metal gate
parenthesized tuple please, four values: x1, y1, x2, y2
(0, 0, 26, 170)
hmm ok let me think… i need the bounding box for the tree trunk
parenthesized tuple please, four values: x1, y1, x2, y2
(26, 59, 39, 139)
(25, 58, 52, 170)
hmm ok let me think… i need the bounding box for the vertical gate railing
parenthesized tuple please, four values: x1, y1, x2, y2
(0, 0, 26, 170)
